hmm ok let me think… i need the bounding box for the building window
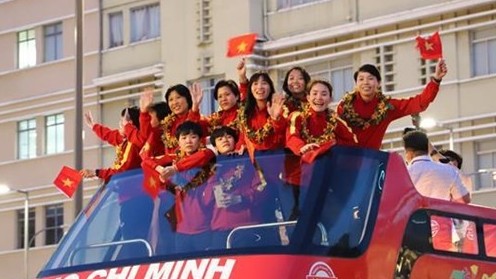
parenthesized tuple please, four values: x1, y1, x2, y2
(18, 29, 36, 69)
(18, 119, 37, 159)
(304, 61, 354, 101)
(277, 0, 323, 9)
(109, 12, 124, 48)
(194, 78, 219, 115)
(45, 113, 64, 155)
(44, 22, 63, 62)
(197, 0, 212, 43)
(130, 4, 160, 43)
(45, 204, 64, 245)
(419, 59, 436, 85)
(17, 208, 36, 249)
(375, 45, 395, 92)
(476, 143, 496, 190)
(330, 67, 354, 101)
(471, 28, 496, 77)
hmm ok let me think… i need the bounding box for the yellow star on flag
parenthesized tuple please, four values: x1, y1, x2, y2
(62, 178, 74, 188)
(237, 41, 248, 53)
(424, 41, 434, 51)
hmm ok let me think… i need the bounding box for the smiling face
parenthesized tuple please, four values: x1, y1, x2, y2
(251, 76, 271, 102)
(214, 133, 236, 154)
(167, 91, 189, 115)
(217, 86, 239, 111)
(356, 71, 380, 102)
(307, 81, 332, 112)
(286, 69, 306, 95)
(178, 132, 201, 155)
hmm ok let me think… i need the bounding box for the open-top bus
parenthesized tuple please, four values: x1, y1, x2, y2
(37, 147, 496, 279)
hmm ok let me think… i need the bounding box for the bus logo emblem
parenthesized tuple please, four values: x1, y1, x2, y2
(306, 261, 338, 279)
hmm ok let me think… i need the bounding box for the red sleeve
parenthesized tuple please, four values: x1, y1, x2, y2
(141, 154, 174, 171)
(270, 115, 287, 135)
(175, 149, 215, 172)
(96, 142, 141, 181)
(239, 82, 248, 102)
(92, 124, 123, 146)
(286, 112, 306, 155)
(389, 80, 440, 120)
(123, 123, 146, 149)
(334, 117, 358, 146)
(139, 112, 152, 138)
(186, 110, 201, 122)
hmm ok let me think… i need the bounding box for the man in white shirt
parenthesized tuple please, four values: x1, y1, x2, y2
(403, 131, 470, 203)
(403, 131, 471, 252)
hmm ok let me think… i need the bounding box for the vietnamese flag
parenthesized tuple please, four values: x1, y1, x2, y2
(415, 31, 443, 60)
(53, 166, 82, 198)
(142, 163, 163, 199)
(226, 33, 257, 57)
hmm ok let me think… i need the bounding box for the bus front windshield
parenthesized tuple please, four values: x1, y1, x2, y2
(40, 147, 387, 275)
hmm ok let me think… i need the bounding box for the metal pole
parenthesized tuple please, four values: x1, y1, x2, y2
(74, 0, 84, 217)
(18, 190, 29, 279)
(449, 127, 454, 150)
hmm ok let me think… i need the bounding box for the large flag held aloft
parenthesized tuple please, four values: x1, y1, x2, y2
(415, 31, 443, 60)
(226, 33, 257, 57)
(53, 166, 83, 198)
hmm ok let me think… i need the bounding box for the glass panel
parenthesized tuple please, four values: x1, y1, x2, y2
(109, 12, 123, 47)
(489, 39, 496, 74)
(40, 147, 386, 273)
(430, 215, 478, 254)
(483, 224, 496, 257)
(473, 42, 487, 76)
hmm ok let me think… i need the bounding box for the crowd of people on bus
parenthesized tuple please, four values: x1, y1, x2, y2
(77, 58, 477, 254)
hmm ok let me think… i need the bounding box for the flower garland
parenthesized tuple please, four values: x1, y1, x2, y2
(208, 110, 238, 133)
(236, 105, 274, 144)
(299, 104, 338, 145)
(161, 114, 178, 149)
(285, 95, 305, 111)
(112, 142, 125, 169)
(340, 90, 394, 130)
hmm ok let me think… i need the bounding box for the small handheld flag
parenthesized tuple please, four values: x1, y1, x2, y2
(415, 31, 443, 60)
(53, 166, 83, 198)
(226, 33, 257, 58)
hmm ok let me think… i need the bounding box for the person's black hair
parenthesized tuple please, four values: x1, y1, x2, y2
(210, 126, 239, 146)
(214, 80, 240, 101)
(243, 72, 276, 119)
(282, 66, 311, 96)
(438, 149, 463, 169)
(403, 127, 417, 136)
(121, 106, 140, 129)
(148, 101, 171, 122)
(306, 79, 333, 97)
(165, 84, 193, 112)
(402, 130, 429, 154)
(175, 121, 203, 139)
(353, 64, 382, 82)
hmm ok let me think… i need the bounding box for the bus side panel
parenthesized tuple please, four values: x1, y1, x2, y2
(364, 153, 425, 278)
(410, 254, 496, 278)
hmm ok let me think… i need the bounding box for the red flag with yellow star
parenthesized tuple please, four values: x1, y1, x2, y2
(226, 33, 257, 58)
(53, 166, 82, 198)
(142, 163, 164, 199)
(415, 31, 443, 60)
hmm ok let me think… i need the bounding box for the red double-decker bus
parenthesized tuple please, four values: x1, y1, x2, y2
(37, 147, 496, 279)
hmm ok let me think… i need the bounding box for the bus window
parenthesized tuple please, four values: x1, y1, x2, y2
(308, 150, 387, 257)
(430, 215, 478, 254)
(484, 224, 496, 257)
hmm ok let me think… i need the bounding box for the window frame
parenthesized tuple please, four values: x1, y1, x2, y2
(130, 3, 161, 43)
(17, 118, 37, 159)
(45, 204, 64, 245)
(17, 208, 36, 249)
(45, 113, 65, 155)
(108, 11, 124, 48)
(17, 29, 36, 69)
(43, 22, 63, 62)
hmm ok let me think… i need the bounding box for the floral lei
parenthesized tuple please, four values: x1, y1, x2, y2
(285, 95, 305, 111)
(161, 114, 178, 149)
(236, 105, 274, 144)
(208, 110, 238, 133)
(299, 104, 337, 145)
(170, 149, 215, 193)
(340, 90, 394, 130)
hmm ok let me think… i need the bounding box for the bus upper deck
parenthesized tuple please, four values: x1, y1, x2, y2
(37, 146, 496, 279)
